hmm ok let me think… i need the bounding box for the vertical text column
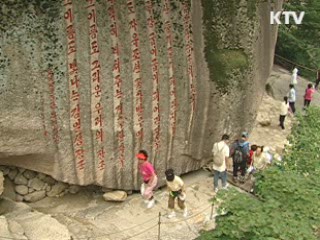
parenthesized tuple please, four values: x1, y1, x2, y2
(64, 0, 86, 183)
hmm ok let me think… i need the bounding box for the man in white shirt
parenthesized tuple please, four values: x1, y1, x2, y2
(212, 134, 230, 193)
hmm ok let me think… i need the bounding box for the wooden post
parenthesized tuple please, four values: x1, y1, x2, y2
(210, 204, 214, 220)
(158, 212, 161, 240)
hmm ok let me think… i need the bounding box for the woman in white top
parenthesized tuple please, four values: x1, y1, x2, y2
(253, 146, 269, 171)
(291, 67, 298, 85)
(279, 96, 290, 130)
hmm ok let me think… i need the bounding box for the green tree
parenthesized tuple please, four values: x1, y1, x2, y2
(276, 0, 320, 79)
(198, 107, 320, 240)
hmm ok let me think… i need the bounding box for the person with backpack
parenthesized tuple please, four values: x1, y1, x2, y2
(165, 169, 188, 218)
(212, 134, 230, 193)
(137, 150, 158, 208)
(231, 132, 250, 183)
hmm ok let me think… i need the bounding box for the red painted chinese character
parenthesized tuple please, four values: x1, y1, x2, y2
(129, 18, 138, 31)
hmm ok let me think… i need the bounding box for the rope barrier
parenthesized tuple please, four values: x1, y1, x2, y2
(274, 54, 318, 73)
(0, 200, 215, 240)
(161, 204, 212, 224)
(74, 214, 159, 240)
(121, 223, 158, 240)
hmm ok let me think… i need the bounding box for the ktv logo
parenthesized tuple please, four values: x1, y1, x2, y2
(270, 11, 305, 25)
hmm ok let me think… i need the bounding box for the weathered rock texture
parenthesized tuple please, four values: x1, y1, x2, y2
(0, 0, 282, 189)
(0, 171, 4, 196)
(1, 166, 81, 202)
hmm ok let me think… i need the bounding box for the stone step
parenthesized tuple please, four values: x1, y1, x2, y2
(1, 197, 72, 240)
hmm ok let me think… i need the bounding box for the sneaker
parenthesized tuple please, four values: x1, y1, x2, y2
(222, 183, 229, 190)
(167, 211, 176, 219)
(214, 188, 219, 193)
(147, 198, 155, 209)
(183, 208, 188, 218)
(233, 176, 238, 183)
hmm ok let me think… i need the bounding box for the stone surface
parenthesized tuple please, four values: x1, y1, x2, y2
(103, 191, 128, 202)
(0, 171, 4, 196)
(42, 176, 56, 185)
(0, 65, 309, 240)
(0, 1, 283, 189)
(23, 170, 37, 180)
(15, 194, 24, 202)
(8, 169, 18, 181)
(14, 174, 28, 185)
(17, 213, 71, 240)
(28, 178, 45, 191)
(7, 219, 28, 240)
(258, 119, 271, 127)
(47, 182, 68, 197)
(0, 216, 14, 239)
(68, 185, 81, 194)
(24, 190, 46, 202)
(0, 167, 10, 176)
(15, 185, 29, 195)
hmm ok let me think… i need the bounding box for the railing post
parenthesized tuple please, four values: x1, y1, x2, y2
(158, 212, 161, 240)
(210, 204, 214, 220)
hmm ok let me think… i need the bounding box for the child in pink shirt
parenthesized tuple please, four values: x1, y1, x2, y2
(137, 150, 158, 208)
(304, 83, 315, 108)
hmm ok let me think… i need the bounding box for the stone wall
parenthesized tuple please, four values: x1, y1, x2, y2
(0, 0, 282, 189)
(0, 166, 81, 202)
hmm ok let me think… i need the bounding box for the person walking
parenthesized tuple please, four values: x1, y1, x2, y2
(291, 67, 298, 85)
(288, 84, 296, 114)
(165, 169, 188, 218)
(303, 83, 315, 109)
(231, 132, 250, 183)
(137, 150, 158, 208)
(279, 96, 290, 130)
(212, 134, 230, 193)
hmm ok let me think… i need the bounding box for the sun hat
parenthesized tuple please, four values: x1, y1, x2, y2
(136, 153, 147, 160)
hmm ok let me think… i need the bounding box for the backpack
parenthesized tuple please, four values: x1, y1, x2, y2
(233, 143, 247, 163)
(212, 143, 225, 167)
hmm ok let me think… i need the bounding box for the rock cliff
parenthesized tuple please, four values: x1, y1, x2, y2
(0, 0, 282, 189)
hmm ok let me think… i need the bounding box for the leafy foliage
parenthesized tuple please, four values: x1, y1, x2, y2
(198, 107, 320, 240)
(276, 0, 320, 79)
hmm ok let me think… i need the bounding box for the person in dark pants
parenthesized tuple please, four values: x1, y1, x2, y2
(279, 96, 289, 130)
(231, 132, 250, 183)
(288, 84, 296, 114)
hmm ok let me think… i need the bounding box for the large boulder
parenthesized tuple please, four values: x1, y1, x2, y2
(103, 191, 127, 202)
(0, 0, 283, 189)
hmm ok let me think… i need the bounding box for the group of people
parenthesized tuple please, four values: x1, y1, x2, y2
(134, 67, 320, 217)
(137, 150, 188, 218)
(279, 67, 318, 130)
(212, 132, 271, 193)
(136, 132, 269, 217)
